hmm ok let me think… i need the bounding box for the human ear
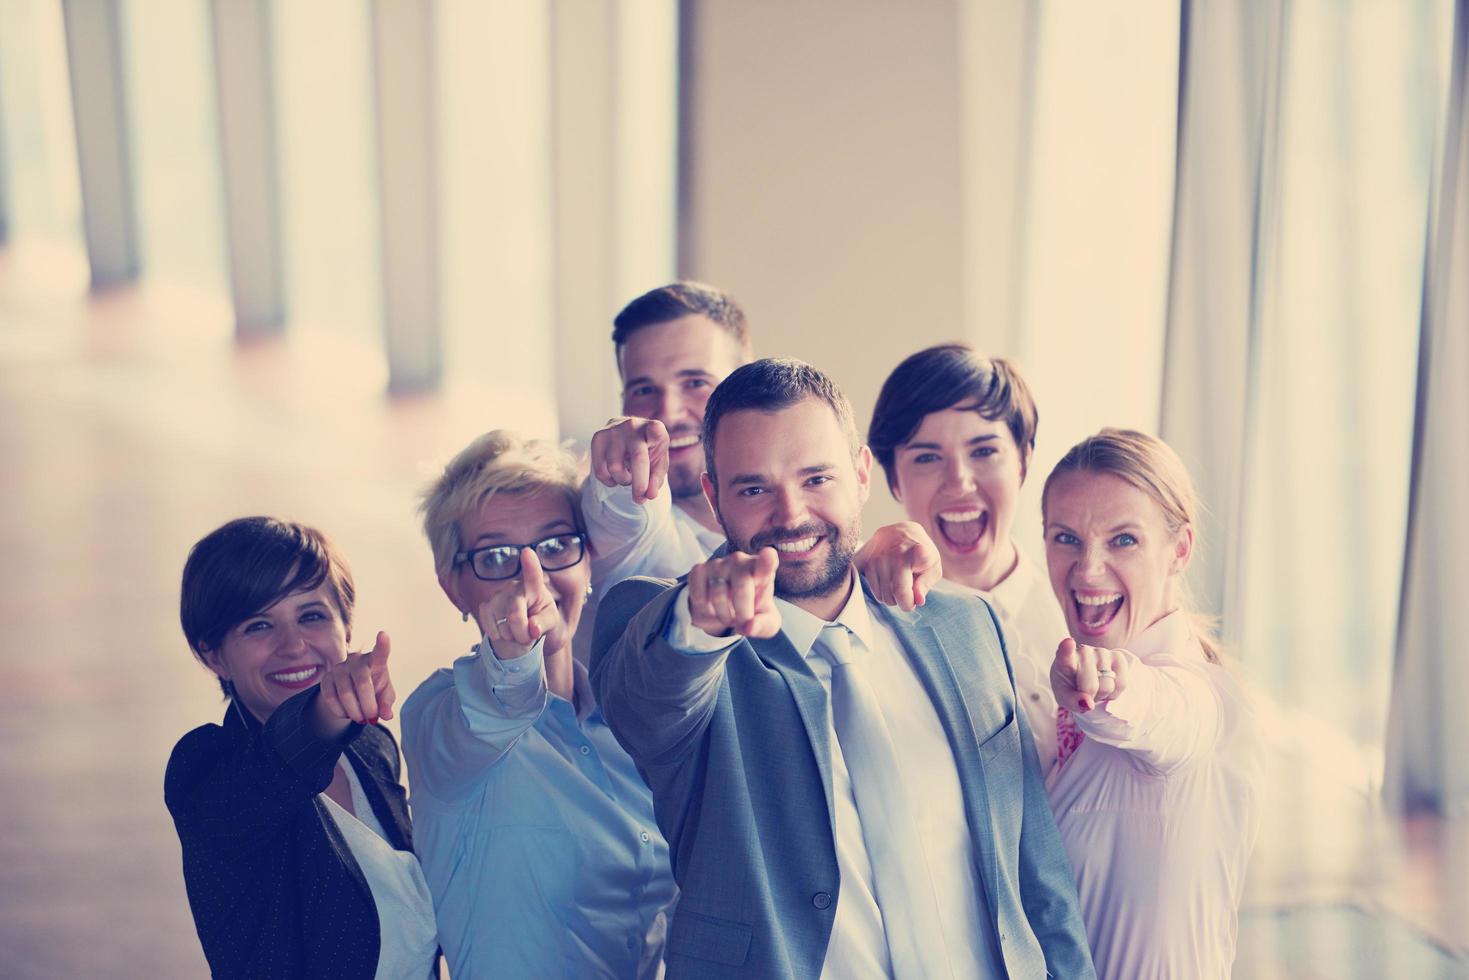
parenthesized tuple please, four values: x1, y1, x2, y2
(855, 446, 873, 505)
(702, 471, 719, 515)
(198, 644, 231, 681)
(1171, 526, 1195, 574)
(438, 570, 467, 619)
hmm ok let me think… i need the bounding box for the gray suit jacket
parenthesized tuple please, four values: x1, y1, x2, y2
(591, 574, 1095, 979)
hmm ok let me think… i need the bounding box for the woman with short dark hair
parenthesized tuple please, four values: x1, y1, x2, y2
(166, 516, 436, 979)
(865, 344, 1068, 775)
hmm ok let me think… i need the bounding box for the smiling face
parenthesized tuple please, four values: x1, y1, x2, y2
(618, 315, 745, 499)
(706, 397, 871, 617)
(438, 489, 591, 652)
(890, 405, 1026, 591)
(1043, 470, 1193, 649)
(200, 583, 350, 724)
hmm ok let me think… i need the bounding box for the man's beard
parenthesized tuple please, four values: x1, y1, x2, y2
(667, 426, 705, 500)
(668, 456, 704, 499)
(729, 519, 861, 600)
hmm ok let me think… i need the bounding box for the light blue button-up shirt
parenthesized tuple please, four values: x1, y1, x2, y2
(402, 638, 677, 979)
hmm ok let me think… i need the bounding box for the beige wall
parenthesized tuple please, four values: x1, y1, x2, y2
(681, 0, 968, 526)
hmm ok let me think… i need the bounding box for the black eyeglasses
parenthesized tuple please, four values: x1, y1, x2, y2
(454, 532, 588, 582)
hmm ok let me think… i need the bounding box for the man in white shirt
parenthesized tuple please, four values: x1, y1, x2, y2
(591, 358, 1094, 979)
(574, 282, 752, 662)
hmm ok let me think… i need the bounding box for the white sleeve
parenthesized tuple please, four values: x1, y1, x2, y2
(582, 476, 709, 585)
(1070, 650, 1223, 774)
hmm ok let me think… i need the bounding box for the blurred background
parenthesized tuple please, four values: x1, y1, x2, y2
(1, 0, 1466, 976)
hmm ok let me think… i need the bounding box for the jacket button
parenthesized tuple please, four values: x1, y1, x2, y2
(812, 892, 832, 910)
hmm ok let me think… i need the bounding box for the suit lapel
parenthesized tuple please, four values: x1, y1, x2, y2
(750, 631, 837, 834)
(874, 598, 1002, 919)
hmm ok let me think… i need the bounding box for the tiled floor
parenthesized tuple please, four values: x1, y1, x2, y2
(1, 242, 1464, 978)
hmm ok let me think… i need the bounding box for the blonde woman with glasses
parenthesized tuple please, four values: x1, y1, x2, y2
(401, 431, 675, 978)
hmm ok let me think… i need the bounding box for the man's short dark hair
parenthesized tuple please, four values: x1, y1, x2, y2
(612, 281, 750, 356)
(180, 516, 355, 696)
(868, 344, 1039, 489)
(702, 358, 858, 483)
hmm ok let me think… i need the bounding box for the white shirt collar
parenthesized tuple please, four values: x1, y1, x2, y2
(774, 569, 880, 660)
(980, 544, 1040, 622)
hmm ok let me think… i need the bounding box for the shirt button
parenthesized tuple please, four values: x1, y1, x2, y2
(812, 892, 832, 910)
(1030, 692, 1041, 702)
(640, 831, 651, 843)
(579, 744, 591, 755)
(509, 665, 521, 673)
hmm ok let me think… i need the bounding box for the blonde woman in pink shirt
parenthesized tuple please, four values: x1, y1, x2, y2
(1041, 428, 1262, 980)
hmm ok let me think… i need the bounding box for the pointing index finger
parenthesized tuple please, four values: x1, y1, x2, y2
(520, 547, 547, 599)
(368, 630, 391, 664)
(754, 546, 780, 581)
(630, 440, 652, 502)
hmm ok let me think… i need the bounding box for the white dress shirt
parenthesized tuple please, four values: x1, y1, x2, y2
(1045, 610, 1263, 980)
(575, 476, 725, 663)
(670, 574, 1004, 979)
(320, 765, 439, 980)
(967, 547, 1068, 777)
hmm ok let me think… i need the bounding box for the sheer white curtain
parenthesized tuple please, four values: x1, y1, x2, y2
(1159, 0, 1284, 639)
(1385, 0, 1469, 815)
(1013, 0, 1179, 556)
(1236, 0, 1446, 758)
(1163, 0, 1450, 782)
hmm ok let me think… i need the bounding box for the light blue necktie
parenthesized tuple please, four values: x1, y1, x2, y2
(817, 623, 953, 980)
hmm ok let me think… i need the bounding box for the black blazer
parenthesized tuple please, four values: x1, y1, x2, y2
(165, 687, 427, 979)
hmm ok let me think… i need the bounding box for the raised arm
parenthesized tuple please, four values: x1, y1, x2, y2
(583, 416, 703, 582)
(165, 686, 361, 852)
(402, 550, 567, 802)
(592, 547, 780, 769)
(1052, 637, 1222, 773)
(165, 630, 401, 850)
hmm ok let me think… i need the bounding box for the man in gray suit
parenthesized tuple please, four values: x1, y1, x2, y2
(592, 358, 1094, 979)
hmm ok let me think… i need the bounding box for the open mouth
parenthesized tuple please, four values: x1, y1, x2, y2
(668, 433, 701, 453)
(935, 508, 988, 553)
(267, 664, 322, 689)
(1072, 591, 1124, 636)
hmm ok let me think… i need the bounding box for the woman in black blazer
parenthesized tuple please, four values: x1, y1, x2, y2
(165, 517, 437, 979)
